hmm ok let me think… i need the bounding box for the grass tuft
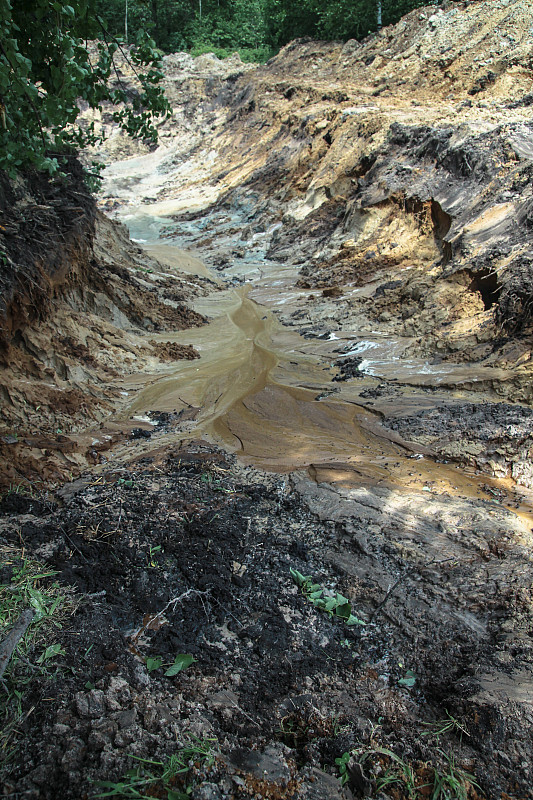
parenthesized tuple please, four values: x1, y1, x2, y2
(0, 546, 76, 772)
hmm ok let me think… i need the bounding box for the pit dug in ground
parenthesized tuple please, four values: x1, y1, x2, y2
(1, 442, 532, 800)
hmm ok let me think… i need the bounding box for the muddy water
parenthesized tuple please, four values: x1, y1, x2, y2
(102, 213, 533, 520)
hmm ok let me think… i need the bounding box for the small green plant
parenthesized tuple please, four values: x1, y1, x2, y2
(2, 555, 66, 640)
(37, 643, 66, 666)
(431, 751, 480, 800)
(117, 478, 135, 488)
(147, 545, 162, 567)
(0, 549, 73, 770)
(335, 751, 351, 786)
(145, 653, 196, 677)
(290, 568, 365, 626)
(343, 745, 417, 798)
(421, 711, 470, 744)
(94, 736, 217, 799)
(398, 669, 416, 688)
(336, 741, 480, 799)
(3, 481, 34, 498)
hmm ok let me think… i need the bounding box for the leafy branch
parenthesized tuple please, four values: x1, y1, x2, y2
(0, 0, 171, 177)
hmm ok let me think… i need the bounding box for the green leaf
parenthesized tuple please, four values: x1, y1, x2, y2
(27, 587, 47, 619)
(290, 568, 310, 587)
(346, 614, 366, 626)
(164, 654, 196, 677)
(146, 656, 163, 673)
(334, 603, 352, 620)
(37, 643, 64, 664)
(398, 670, 416, 688)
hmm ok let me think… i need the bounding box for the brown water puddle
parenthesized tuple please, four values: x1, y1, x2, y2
(94, 257, 533, 527)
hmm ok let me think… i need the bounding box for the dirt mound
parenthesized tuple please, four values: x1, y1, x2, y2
(2, 445, 532, 798)
(271, 0, 533, 102)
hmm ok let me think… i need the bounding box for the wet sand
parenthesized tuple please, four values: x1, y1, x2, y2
(97, 224, 533, 526)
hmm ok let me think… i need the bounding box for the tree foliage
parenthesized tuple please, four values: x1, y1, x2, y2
(95, 0, 438, 55)
(0, 0, 441, 177)
(0, 0, 170, 177)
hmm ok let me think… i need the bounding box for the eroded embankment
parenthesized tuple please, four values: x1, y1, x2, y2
(0, 187, 212, 489)
(4, 1, 533, 491)
(2, 4, 533, 798)
(91, 0, 533, 491)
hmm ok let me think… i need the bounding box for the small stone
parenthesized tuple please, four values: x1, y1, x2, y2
(88, 719, 118, 750)
(28, 765, 51, 786)
(191, 783, 223, 800)
(61, 738, 86, 771)
(114, 725, 140, 748)
(229, 743, 292, 785)
(131, 662, 150, 688)
(116, 708, 137, 730)
(52, 723, 71, 736)
(75, 689, 105, 719)
(105, 677, 132, 711)
(303, 767, 348, 799)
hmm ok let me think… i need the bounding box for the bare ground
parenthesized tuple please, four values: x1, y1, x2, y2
(2, 3, 533, 798)
(1, 442, 532, 799)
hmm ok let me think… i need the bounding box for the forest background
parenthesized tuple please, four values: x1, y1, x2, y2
(96, 0, 441, 62)
(0, 0, 440, 177)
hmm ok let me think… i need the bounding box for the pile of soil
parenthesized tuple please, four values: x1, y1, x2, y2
(1, 443, 532, 798)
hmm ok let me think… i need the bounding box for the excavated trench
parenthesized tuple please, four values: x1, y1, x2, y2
(98, 203, 533, 523)
(5, 8, 533, 797)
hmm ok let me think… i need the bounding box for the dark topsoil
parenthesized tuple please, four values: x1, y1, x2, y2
(1, 442, 532, 800)
(0, 160, 96, 361)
